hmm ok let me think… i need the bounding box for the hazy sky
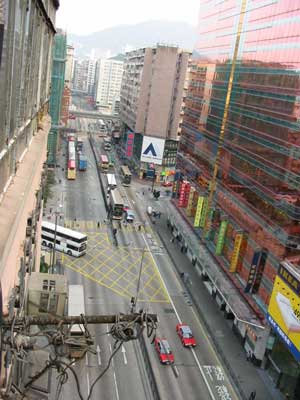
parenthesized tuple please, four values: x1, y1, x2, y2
(56, 0, 200, 35)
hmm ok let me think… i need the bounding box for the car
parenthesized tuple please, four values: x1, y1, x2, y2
(154, 338, 174, 364)
(176, 324, 196, 347)
(162, 181, 173, 187)
(125, 209, 135, 222)
(123, 204, 130, 212)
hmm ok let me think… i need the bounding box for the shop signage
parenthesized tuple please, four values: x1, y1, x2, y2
(268, 262, 300, 361)
(125, 131, 135, 158)
(199, 197, 209, 228)
(215, 220, 228, 255)
(229, 233, 243, 272)
(186, 187, 195, 217)
(178, 181, 191, 208)
(194, 196, 204, 227)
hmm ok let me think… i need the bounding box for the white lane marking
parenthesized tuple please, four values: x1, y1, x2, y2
(121, 345, 128, 365)
(85, 352, 89, 366)
(96, 344, 102, 366)
(86, 372, 90, 396)
(141, 232, 217, 400)
(109, 342, 120, 400)
(113, 371, 120, 400)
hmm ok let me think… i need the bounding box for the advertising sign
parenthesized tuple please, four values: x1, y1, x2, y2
(194, 196, 204, 227)
(125, 131, 135, 158)
(268, 262, 300, 361)
(244, 251, 261, 293)
(140, 136, 165, 165)
(186, 187, 195, 217)
(199, 197, 209, 228)
(229, 233, 243, 272)
(178, 181, 191, 208)
(215, 220, 228, 255)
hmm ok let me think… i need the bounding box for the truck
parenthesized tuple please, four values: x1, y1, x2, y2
(78, 154, 87, 171)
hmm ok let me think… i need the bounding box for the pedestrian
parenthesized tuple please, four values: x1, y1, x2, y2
(170, 237, 175, 243)
(246, 351, 252, 362)
(142, 190, 145, 195)
(158, 211, 161, 219)
(285, 393, 290, 400)
(138, 225, 141, 231)
(249, 390, 256, 400)
(97, 221, 100, 228)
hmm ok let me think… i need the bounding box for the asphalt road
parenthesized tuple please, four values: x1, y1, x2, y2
(50, 115, 240, 400)
(52, 119, 153, 400)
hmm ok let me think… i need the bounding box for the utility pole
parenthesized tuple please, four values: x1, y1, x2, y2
(132, 247, 146, 312)
(1, 312, 158, 329)
(51, 205, 63, 273)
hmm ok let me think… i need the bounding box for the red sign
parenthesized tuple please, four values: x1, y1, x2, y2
(178, 181, 191, 208)
(126, 132, 135, 158)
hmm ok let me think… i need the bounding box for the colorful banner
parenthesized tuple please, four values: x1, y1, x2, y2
(199, 197, 209, 228)
(125, 131, 135, 158)
(178, 181, 191, 208)
(194, 196, 204, 227)
(215, 220, 228, 255)
(186, 187, 195, 217)
(268, 262, 300, 362)
(244, 251, 261, 293)
(229, 233, 243, 272)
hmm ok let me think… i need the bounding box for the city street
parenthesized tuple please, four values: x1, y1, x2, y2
(46, 116, 240, 400)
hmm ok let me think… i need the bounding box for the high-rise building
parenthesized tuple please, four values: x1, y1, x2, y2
(73, 58, 96, 95)
(94, 58, 124, 111)
(48, 30, 67, 166)
(0, 0, 59, 385)
(176, 1, 300, 396)
(65, 45, 74, 89)
(120, 45, 191, 179)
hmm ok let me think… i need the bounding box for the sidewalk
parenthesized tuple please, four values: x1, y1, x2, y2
(152, 211, 284, 400)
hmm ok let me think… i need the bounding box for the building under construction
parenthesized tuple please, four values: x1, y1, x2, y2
(175, 1, 300, 396)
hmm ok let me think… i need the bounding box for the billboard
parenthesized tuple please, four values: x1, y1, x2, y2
(229, 233, 243, 272)
(140, 136, 165, 165)
(267, 262, 300, 361)
(215, 220, 228, 255)
(194, 196, 204, 227)
(125, 131, 135, 158)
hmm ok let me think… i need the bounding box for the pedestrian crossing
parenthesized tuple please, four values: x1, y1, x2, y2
(64, 219, 151, 233)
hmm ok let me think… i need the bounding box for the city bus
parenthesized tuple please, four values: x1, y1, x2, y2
(100, 154, 109, 170)
(109, 189, 124, 219)
(120, 165, 132, 186)
(106, 173, 117, 190)
(68, 285, 87, 358)
(67, 141, 76, 180)
(41, 221, 87, 257)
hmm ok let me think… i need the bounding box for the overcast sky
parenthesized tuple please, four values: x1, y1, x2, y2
(56, 0, 200, 35)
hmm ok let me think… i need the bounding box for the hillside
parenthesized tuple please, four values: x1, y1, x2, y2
(68, 20, 196, 58)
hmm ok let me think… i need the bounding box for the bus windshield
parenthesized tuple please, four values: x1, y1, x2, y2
(41, 221, 87, 257)
(120, 165, 132, 186)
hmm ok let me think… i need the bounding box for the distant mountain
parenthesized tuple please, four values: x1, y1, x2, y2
(68, 20, 196, 59)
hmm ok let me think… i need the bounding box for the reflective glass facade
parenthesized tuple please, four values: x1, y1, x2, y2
(177, 0, 300, 310)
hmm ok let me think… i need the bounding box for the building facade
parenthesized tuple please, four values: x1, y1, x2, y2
(48, 30, 67, 166)
(94, 58, 124, 111)
(176, 1, 300, 397)
(73, 58, 96, 95)
(65, 44, 74, 89)
(0, 0, 59, 388)
(120, 45, 191, 179)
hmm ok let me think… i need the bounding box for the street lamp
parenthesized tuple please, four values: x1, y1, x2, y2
(50, 204, 63, 274)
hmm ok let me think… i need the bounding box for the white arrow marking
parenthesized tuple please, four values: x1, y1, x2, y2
(121, 345, 127, 365)
(96, 344, 102, 366)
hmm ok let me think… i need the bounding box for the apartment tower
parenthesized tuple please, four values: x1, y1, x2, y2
(120, 45, 191, 179)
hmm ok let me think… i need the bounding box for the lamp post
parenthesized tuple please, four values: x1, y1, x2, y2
(151, 171, 156, 193)
(50, 204, 62, 274)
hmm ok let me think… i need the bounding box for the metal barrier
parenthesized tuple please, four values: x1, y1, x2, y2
(136, 326, 161, 400)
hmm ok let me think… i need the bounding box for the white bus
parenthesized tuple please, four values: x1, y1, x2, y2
(106, 173, 117, 190)
(41, 221, 87, 257)
(109, 189, 124, 219)
(68, 285, 86, 358)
